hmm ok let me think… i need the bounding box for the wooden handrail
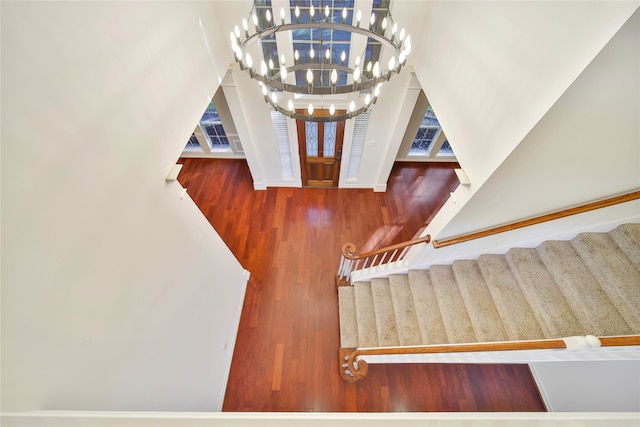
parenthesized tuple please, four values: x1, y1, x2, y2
(340, 335, 640, 383)
(342, 235, 432, 260)
(432, 190, 640, 248)
(336, 235, 431, 286)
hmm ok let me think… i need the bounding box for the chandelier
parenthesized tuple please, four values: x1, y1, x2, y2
(230, 2, 411, 122)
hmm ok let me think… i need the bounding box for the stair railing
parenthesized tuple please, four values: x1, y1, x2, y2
(337, 235, 431, 286)
(340, 335, 640, 383)
(433, 189, 640, 248)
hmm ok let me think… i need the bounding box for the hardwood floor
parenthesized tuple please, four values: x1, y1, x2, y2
(177, 158, 546, 413)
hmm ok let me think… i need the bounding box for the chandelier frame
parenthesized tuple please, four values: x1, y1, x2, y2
(231, 4, 412, 122)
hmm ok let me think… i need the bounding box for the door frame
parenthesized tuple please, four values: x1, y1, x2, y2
(295, 109, 346, 187)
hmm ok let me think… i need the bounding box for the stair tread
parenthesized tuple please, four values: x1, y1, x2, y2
(407, 270, 448, 345)
(353, 282, 378, 347)
(338, 286, 359, 348)
(506, 247, 585, 338)
(571, 232, 640, 329)
(452, 260, 509, 342)
(609, 223, 640, 272)
(477, 254, 545, 341)
(429, 265, 476, 344)
(371, 278, 400, 347)
(388, 274, 423, 346)
(537, 240, 633, 336)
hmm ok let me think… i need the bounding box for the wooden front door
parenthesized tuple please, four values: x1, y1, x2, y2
(296, 109, 346, 187)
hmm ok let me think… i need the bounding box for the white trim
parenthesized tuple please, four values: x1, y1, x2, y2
(357, 345, 640, 365)
(373, 184, 387, 192)
(217, 269, 251, 411)
(529, 363, 553, 411)
(180, 152, 247, 159)
(395, 156, 458, 163)
(2, 411, 639, 427)
(253, 181, 268, 191)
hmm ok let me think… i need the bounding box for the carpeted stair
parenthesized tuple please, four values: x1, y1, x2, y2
(338, 223, 640, 349)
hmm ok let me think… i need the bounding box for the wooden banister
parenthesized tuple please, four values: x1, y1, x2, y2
(337, 235, 431, 286)
(340, 335, 640, 383)
(342, 235, 432, 260)
(433, 190, 640, 249)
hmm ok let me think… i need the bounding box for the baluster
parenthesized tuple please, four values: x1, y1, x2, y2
(338, 256, 346, 279)
(344, 259, 352, 278)
(399, 246, 410, 260)
(371, 254, 379, 267)
(390, 248, 399, 262)
(379, 251, 388, 265)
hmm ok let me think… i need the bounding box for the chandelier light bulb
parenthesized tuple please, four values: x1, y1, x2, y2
(388, 56, 396, 71)
(230, 32, 237, 45)
(399, 51, 406, 64)
(325, 48, 331, 60)
(271, 92, 277, 104)
(399, 28, 406, 41)
(365, 94, 371, 105)
(242, 18, 248, 31)
(295, 6, 300, 19)
(355, 55, 361, 66)
(234, 46, 242, 60)
(245, 53, 253, 68)
(280, 7, 285, 22)
(265, 9, 271, 23)
(404, 43, 412, 56)
(329, 104, 335, 115)
(268, 58, 274, 70)
(331, 68, 338, 84)
(373, 61, 380, 78)
(310, 47, 315, 59)
(366, 61, 372, 72)
(382, 17, 387, 30)
(356, 10, 362, 26)
(353, 66, 361, 81)
(310, 5, 315, 18)
(308, 103, 314, 115)
(234, 25, 240, 38)
(306, 69, 313, 84)
(341, 51, 346, 63)
(261, 85, 268, 96)
(392, 22, 397, 35)
(261, 60, 268, 76)
(370, 12, 375, 27)
(349, 100, 355, 112)
(280, 54, 286, 64)
(294, 50, 300, 61)
(342, 7, 347, 21)
(325, 5, 330, 17)
(374, 85, 380, 98)
(252, 12, 258, 27)
(288, 99, 294, 111)
(280, 65, 287, 81)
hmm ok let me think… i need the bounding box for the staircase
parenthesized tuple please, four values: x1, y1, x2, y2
(339, 223, 640, 350)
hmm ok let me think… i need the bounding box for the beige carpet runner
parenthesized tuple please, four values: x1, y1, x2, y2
(338, 223, 640, 348)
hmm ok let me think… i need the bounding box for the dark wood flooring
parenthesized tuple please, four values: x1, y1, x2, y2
(177, 158, 546, 413)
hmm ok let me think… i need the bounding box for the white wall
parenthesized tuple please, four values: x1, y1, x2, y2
(531, 361, 640, 412)
(1, 1, 248, 412)
(407, 1, 638, 188)
(407, 3, 639, 265)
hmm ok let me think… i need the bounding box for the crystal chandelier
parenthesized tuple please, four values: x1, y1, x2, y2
(230, 2, 411, 122)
